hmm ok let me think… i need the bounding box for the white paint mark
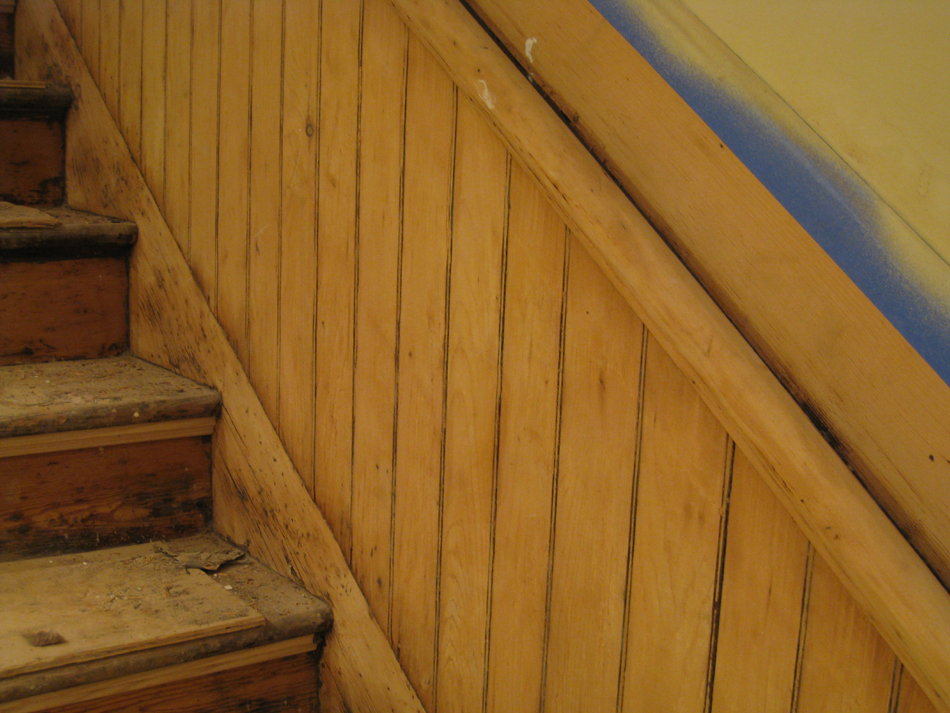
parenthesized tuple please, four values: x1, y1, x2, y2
(477, 79, 496, 109)
(525, 37, 538, 63)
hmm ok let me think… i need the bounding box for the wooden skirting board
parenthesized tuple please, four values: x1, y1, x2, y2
(382, 0, 950, 711)
(14, 1, 425, 712)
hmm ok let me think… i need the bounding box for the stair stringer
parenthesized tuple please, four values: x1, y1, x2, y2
(384, 0, 950, 711)
(14, 2, 426, 712)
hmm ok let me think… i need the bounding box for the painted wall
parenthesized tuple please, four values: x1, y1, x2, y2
(593, 0, 950, 384)
(55, 0, 938, 711)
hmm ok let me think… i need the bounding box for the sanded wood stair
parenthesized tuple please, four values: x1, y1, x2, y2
(0, 40, 332, 713)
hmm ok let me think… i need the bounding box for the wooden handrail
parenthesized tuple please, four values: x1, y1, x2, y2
(386, 0, 950, 710)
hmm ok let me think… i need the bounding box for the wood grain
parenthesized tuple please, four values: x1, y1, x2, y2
(187, 0, 219, 307)
(278, 0, 319, 490)
(17, 650, 320, 713)
(247, 0, 282, 426)
(621, 335, 731, 713)
(544, 237, 642, 713)
(0, 436, 211, 560)
(385, 2, 950, 709)
(0, 256, 127, 365)
(0, 117, 64, 205)
(164, 0, 191, 262)
(117, 0, 142, 161)
(313, 0, 360, 537)
(484, 161, 566, 713)
(467, 0, 950, 604)
(139, 0, 164, 208)
(0, 542, 263, 677)
(216, 0, 250, 369)
(16, 2, 427, 709)
(710, 448, 810, 713)
(350, 0, 406, 633)
(2, 639, 317, 713)
(436, 94, 508, 713)
(389, 32, 455, 710)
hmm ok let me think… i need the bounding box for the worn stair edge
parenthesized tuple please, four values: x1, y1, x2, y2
(0, 533, 332, 704)
(0, 356, 221, 439)
(0, 82, 70, 117)
(0, 205, 136, 259)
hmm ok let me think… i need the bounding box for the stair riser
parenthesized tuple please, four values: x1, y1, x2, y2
(0, 436, 212, 561)
(0, 115, 64, 205)
(0, 12, 12, 78)
(0, 255, 128, 365)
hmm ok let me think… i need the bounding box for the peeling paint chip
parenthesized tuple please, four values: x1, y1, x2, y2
(476, 79, 496, 110)
(525, 37, 537, 63)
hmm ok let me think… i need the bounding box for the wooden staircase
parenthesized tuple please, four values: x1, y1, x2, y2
(0, 23, 331, 713)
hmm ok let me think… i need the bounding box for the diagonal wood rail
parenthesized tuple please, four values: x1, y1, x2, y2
(385, 0, 950, 710)
(15, 1, 426, 711)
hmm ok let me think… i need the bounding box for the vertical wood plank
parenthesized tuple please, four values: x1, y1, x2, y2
(188, 0, 220, 306)
(117, 0, 142, 161)
(436, 95, 508, 713)
(247, 0, 282, 424)
(164, 0, 191, 259)
(711, 447, 810, 713)
(97, 0, 119, 120)
(621, 335, 731, 713)
(216, 0, 251, 367)
(80, 0, 99, 82)
(795, 555, 897, 712)
(389, 33, 454, 711)
(349, 0, 406, 633)
(544, 236, 643, 713)
(485, 163, 566, 713)
(279, 0, 319, 490)
(315, 0, 360, 549)
(139, 0, 165, 209)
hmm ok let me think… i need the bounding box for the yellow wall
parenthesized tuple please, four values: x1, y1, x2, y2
(55, 0, 938, 710)
(681, 0, 950, 266)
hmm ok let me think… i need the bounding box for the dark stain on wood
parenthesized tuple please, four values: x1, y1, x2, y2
(0, 255, 129, 365)
(0, 117, 64, 205)
(0, 437, 212, 561)
(36, 651, 320, 713)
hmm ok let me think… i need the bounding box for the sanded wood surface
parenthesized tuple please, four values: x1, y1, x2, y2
(0, 436, 211, 560)
(0, 256, 127, 365)
(467, 0, 950, 603)
(0, 205, 135, 257)
(0, 356, 221, 437)
(0, 542, 264, 678)
(14, 650, 320, 713)
(385, 1, 950, 710)
(0, 116, 63, 205)
(35, 1, 945, 712)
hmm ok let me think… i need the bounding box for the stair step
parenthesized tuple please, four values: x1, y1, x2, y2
(0, 84, 70, 206)
(0, 357, 221, 560)
(0, 533, 332, 711)
(0, 206, 137, 365)
(0, 356, 220, 440)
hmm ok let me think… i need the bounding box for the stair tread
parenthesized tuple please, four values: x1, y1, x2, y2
(0, 533, 332, 703)
(0, 541, 265, 679)
(0, 205, 137, 258)
(0, 356, 221, 439)
(0, 83, 71, 118)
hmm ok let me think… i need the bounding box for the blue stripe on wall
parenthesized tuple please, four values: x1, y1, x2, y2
(590, 0, 950, 385)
